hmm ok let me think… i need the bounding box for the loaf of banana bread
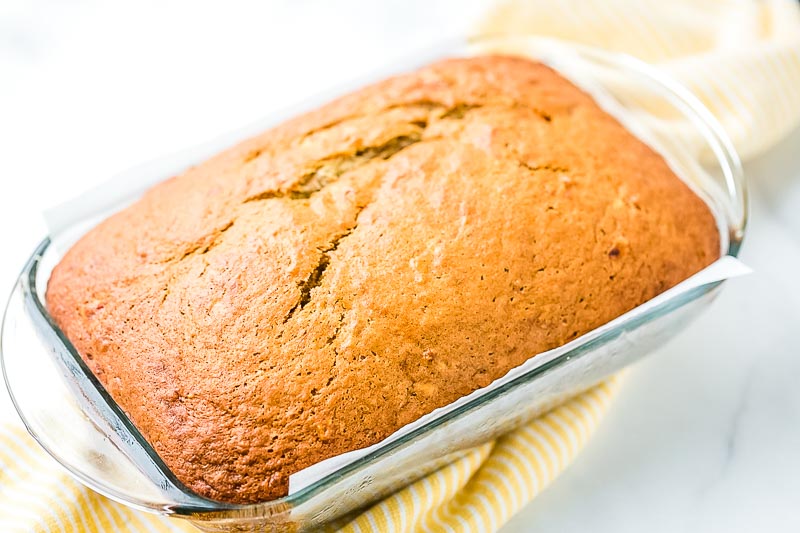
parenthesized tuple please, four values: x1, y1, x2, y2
(46, 55, 720, 503)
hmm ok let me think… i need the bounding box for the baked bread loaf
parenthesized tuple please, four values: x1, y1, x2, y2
(46, 55, 720, 504)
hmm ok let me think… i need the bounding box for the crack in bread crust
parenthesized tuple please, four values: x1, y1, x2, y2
(282, 220, 359, 324)
(243, 131, 426, 203)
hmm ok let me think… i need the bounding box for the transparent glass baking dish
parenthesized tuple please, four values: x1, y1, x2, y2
(1, 35, 746, 532)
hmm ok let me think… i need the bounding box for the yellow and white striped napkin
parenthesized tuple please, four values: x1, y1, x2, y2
(0, 380, 619, 533)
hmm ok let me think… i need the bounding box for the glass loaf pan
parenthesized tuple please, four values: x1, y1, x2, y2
(0, 36, 746, 532)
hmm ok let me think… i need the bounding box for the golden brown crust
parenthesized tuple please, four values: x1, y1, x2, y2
(46, 55, 720, 503)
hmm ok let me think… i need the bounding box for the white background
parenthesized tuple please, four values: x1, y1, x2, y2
(1, 1, 799, 531)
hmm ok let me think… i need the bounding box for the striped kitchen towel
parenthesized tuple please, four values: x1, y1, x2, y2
(0, 379, 619, 532)
(477, 0, 800, 162)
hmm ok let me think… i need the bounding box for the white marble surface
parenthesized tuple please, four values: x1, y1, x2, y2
(1, 2, 799, 531)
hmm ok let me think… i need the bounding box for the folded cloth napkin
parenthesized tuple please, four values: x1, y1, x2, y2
(0, 380, 618, 533)
(477, 0, 800, 161)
